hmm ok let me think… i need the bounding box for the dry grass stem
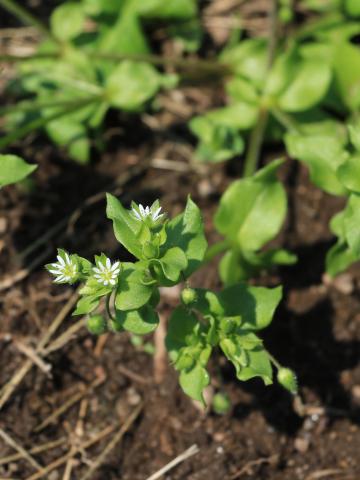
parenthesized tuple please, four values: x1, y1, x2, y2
(79, 403, 143, 480)
(145, 444, 199, 480)
(0, 429, 43, 472)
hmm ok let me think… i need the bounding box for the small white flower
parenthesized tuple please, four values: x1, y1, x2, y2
(49, 252, 78, 284)
(132, 203, 164, 223)
(93, 258, 120, 287)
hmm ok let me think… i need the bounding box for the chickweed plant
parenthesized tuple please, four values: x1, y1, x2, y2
(46, 194, 297, 404)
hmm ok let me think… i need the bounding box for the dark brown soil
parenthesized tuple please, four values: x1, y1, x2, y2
(1, 2, 360, 480)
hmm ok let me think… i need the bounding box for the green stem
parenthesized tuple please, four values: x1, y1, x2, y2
(243, 108, 269, 177)
(271, 107, 301, 134)
(242, 0, 279, 177)
(204, 240, 230, 263)
(0, 51, 231, 77)
(0, 0, 54, 39)
(266, 350, 282, 370)
(0, 97, 98, 116)
(106, 294, 116, 322)
(0, 97, 98, 150)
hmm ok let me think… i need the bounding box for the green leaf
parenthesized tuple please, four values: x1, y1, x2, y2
(201, 102, 259, 130)
(220, 336, 272, 385)
(220, 39, 267, 88)
(277, 58, 332, 112)
(165, 306, 199, 361)
(333, 41, 360, 111)
(189, 116, 244, 163)
(179, 362, 210, 404)
(137, 0, 197, 19)
(50, 2, 86, 41)
(105, 61, 162, 111)
(326, 240, 357, 277)
(214, 159, 287, 251)
(218, 284, 282, 331)
(115, 263, 154, 311)
(285, 133, 348, 195)
(73, 295, 99, 316)
(163, 197, 207, 278)
(337, 154, 360, 193)
(46, 119, 90, 164)
(343, 194, 360, 256)
(345, 0, 360, 16)
(106, 193, 142, 258)
(153, 247, 188, 284)
(0, 155, 37, 187)
(114, 305, 159, 334)
(348, 122, 360, 152)
(235, 346, 273, 384)
(98, 11, 150, 55)
(226, 77, 259, 104)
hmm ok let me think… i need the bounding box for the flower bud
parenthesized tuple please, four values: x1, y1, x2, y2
(277, 367, 298, 394)
(212, 392, 231, 415)
(181, 287, 197, 305)
(86, 315, 107, 335)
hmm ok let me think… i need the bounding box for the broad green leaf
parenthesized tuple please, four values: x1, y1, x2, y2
(220, 336, 272, 385)
(50, 2, 86, 41)
(220, 39, 267, 88)
(137, 0, 197, 19)
(154, 247, 188, 284)
(348, 122, 360, 152)
(226, 77, 259, 104)
(190, 116, 244, 163)
(98, 11, 149, 55)
(218, 283, 282, 330)
(46, 119, 90, 164)
(326, 240, 357, 277)
(115, 263, 154, 311)
(179, 362, 210, 404)
(165, 306, 199, 361)
(235, 346, 273, 384)
(219, 247, 297, 285)
(0, 155, 37, 187)
(105, 61, 162, 111)
(163, 197, 207, 277)
(278, 59, 331, 112)
(214, 159, 287, 251)
(285, 133, 348, 195)
(337, 154, 360, 193)
(343, 194, 360, 256)
(73, 295, 99, 316)
(333, 41, 360, 111)
(114, 305, 159, 334)
(345, 0, 360, 16)
(106, 193, 142, 258)
(204, 102, 258, 130)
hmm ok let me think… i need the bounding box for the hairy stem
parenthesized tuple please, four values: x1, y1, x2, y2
(0, 0, 53, 39)
(105, 294, 116, 322)
(242, 0, 279, 177)
(271, 107, 301, 134)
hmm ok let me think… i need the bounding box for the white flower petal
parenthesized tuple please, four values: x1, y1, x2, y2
(111, 261, 120, 271)
(112, 269, 120, 276)
(106, 257, 111, 269)
(65, 252, 71, 264)
(49, 269, 62, 275)
(103, 280, 108, 286)
(94, 274, 101, 279)
(57, 255, 65, 266)
(98, 261, 106, 272)
(93, 267, 101, 274)
(110, 279, 116, 285)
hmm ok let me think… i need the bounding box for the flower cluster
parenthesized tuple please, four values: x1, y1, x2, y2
(131, 203, 163, 223)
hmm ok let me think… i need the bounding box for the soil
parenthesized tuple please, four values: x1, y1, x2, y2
(1, 2, 360, 480)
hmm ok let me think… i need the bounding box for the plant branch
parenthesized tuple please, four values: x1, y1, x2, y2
(0, 97, 98, 151)
(271, 107, 301, 134)
(0, 0, 53, 39)
(242, 0, 279, 177)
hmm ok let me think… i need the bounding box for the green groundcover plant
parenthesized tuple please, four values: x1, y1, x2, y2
(46, 194, 297, 404)
(1, 0, 359, 402)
